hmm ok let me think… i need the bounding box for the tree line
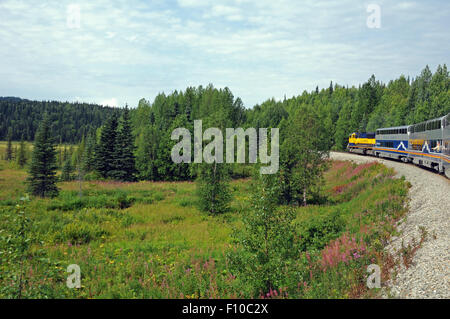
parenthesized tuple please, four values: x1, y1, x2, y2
(0, 97, 120, 143)
(246, 64, 449, 151)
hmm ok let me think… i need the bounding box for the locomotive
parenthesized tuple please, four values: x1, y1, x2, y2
(347, 113, 450, 178)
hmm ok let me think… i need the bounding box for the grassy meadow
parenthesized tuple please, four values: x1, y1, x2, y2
(0, 145, 410, 299)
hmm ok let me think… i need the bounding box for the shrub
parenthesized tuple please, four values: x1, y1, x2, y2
(298, 210, 345, 251)
(227, 174, 300, 296)
(47, 191, 134, 211)
(55, 221, 108, 244)
(116, 192, 133, 209)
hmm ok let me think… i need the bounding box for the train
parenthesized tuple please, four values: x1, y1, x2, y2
(347, 113, 450, 178)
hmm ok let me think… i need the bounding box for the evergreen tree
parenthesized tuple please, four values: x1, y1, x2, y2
(196, 160, 231, 214)
(82, 130, 97, 172)
(61, 158, 74, 181)
(95, 113, 118, 178)
(196, 111, 231, 214)
(27, 116, 59, 197)
(17, 136, 27, 168)
(0, 97, 120, 143)
(135, 125, 158, 180)
(6, 128, 13, 161)
(110, 106, 137, 181)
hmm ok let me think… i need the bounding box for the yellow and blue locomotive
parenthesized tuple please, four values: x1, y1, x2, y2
(347, 113, 450, 178)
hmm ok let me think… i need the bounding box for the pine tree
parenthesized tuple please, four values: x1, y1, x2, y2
(61, 158, 74, 181)
(196, 112, 231, 214)
(6, 128, 13, 161)
(135, 126, 158, 180)
(196, 161, 231, 214)
(27, 116, 59, 197)
(17, 136, 27, 168)
(95, 113, 118, 178)
(110, 106, 137, 181)
(82, 130, 97, 172)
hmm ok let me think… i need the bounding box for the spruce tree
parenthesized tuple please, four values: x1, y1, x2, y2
(82, 130, 97, 173)
(61, 158, 74, 181)
(110, 106, 137, 181)
(196, 161, 231, 214)
(6, 128, 13, 161)
(196, 112, 231, 214)
(17, 136, 27, 168)
(95, 113, 118, 178)
(27, 116, 59, 197)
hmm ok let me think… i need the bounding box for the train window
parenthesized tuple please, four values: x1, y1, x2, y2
(420, 123, 425, 132)
(430, 140, 442, 153)
(381, 141, 394, 148)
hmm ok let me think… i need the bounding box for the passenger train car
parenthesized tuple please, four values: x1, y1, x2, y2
(347, 113, 450, 178)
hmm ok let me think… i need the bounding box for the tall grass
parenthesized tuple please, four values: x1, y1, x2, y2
(0, 159, 409, 298)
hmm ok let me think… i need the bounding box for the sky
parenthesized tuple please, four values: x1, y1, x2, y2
(0, 0, 449, 108)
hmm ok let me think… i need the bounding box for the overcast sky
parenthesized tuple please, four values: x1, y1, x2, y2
(0, 0, 448, 108)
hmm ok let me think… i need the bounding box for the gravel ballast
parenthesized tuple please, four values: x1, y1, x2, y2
(330, 151, 450, 299)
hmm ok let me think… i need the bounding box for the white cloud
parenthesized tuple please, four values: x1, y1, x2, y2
(394, 2, 417, 10)
(99, 98, 118, 107)
(0, 0, 448, 107)
(177, 0, 212, 8)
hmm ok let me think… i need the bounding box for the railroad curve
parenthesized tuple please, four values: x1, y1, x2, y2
(330, 151, 450, 298)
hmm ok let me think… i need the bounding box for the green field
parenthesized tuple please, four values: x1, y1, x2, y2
(0, 155, 409, 298)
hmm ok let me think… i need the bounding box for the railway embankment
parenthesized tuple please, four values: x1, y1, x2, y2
(330, 151, 449, 298)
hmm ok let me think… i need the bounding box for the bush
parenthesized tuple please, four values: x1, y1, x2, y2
(227, 174, 300, 296)
(116, 192, 133, 209)
(55, 221, 108, 244)
(298, 210, 345, 251)
(47, 191, 134, 211)
(176, 196, 196, 207)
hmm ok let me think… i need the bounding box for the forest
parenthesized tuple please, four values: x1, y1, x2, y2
(2, 64, 449, 150)
(0, 97, 120, 143)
